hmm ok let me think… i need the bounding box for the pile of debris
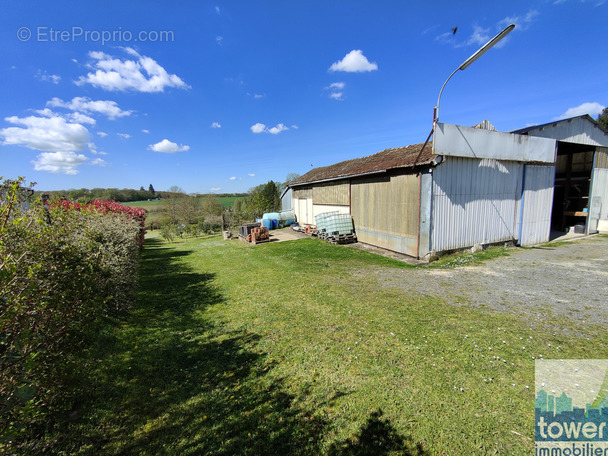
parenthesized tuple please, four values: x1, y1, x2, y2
(238, 222, 270, 245)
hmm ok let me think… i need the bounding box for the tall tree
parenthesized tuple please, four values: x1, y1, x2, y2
(148, 184, 155, 195)
(598, 107, 608, 130)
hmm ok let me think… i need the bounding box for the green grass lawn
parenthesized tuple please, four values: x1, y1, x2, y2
(55, 236, 608, 455)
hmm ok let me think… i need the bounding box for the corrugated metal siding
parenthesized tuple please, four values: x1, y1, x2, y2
(590, 168, 608, 222)
(519, 165, 555, 246)
(431, 157, 522, 252)
(523, 117, 608, 147)
(351, 173, 419, 256)
(312, 180, 349, 205)
(281, 188, 292, 211)
(596, 147, 608, 169)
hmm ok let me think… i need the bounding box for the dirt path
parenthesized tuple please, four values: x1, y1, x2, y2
(357, 236, 608, 333)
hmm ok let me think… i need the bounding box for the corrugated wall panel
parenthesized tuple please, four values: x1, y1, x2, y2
(312, 180, 349, 205)
(596, 147, 608, 169)
(351, 174, 419, 256)
(524, 118, 608, 147)
(431, 157, 522, 252)
(590, 168, 608, 223)
(519, 165, 555, 246)
(281, 189, 292, 211)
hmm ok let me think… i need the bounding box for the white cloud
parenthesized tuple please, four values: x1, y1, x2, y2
(215, 5, 220, 14)
(329, 92, 344, 101)
(34, 108, 95, 125)
(211, 122, 221, 128)
(466, 25, 491, 46)
(32, 151, 89, 175)
(0, 115, 90, 152)
(253, 93, 265, 99)
(328, 82, 345, 90)
(248, 173, 255, 177)
(499, 10, 539, 32)
(97, 131, 108, 137)
(291, 125, 299, 130)
(211, 187, 221, 192)
(554, 102, 605, 120)
(250, 122, 267, 134)
(148, 139, 190, 153)
(142, 129, 149, 134)
(76, 48, 190, 93)
(229, 176, 237, 181)
(47, 96, 132, 119)
(329, 50, 378, 73)
(268, 123, 288, 135)
(90, 157, 109, 166)
(36, 71, 61, 84)
(117, 133, 131, 139)
(216, 36, 223, 45)
(250, 122, 291, 134)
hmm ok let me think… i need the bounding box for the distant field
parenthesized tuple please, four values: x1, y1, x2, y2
(123, 196, 241, 209)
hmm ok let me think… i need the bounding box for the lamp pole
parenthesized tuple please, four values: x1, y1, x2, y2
(433, 23, 515, 127)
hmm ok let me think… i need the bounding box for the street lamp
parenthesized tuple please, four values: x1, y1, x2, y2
(433, 23, 515, 126)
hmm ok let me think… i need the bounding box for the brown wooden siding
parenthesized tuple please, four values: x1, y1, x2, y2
(312, 180, 349, 206)
(351, 173, 420, 256)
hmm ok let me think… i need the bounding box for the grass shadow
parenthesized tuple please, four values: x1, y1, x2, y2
(328, 410, 428, 456)
(40, 238, 428, 455)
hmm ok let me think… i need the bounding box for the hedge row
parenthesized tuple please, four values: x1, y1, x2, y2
(0, 177, 145, 450)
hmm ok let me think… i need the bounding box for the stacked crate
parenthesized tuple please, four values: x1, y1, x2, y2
(315, 212, 357, 244)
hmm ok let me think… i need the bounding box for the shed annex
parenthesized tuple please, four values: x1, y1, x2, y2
(290, 117, 608, 259)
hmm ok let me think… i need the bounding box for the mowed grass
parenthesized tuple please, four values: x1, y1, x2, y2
(57, 236, 608, 455)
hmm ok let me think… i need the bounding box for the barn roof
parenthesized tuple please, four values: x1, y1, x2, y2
(511, 114, 608, 136)
(290, 142, 436, 186)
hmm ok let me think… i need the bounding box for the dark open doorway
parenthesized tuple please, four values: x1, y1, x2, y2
(551, 141, 596, 233)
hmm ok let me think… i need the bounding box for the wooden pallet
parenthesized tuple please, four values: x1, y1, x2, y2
(326, 233, 357, 244)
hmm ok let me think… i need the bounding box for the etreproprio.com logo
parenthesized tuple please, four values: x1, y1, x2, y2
(535, 360, 608, 456)
(17, 26, 174, 46)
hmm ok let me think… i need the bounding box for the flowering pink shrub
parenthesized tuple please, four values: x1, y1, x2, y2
(53, 199, 146, 246)
(1, 180, 146, 446)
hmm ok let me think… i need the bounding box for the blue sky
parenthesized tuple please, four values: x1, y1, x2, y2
(1, 0, 606, 193)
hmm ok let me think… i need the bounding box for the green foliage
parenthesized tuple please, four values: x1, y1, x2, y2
(0, 177, 142, 449)
(598, 107, 608, 130)
(200, 194, 224, 217)
(36, 186, 157, 204)
(245, 180, 281, 219)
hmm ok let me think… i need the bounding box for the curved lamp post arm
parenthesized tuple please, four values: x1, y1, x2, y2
(433, 23, 515, 127)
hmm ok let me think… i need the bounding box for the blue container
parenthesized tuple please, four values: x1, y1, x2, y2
(271, 219, 278, 229)
(263, 219, 273, 230)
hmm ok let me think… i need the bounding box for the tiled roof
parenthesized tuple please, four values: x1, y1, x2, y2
(290, 142, 435, 186)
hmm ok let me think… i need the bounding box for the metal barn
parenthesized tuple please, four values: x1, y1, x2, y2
(512, 115, 608, 235)
(289, 116, 608, 260)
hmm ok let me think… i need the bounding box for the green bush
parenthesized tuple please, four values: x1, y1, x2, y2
(0, 177, 142, 448)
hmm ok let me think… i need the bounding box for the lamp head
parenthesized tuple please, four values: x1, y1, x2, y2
(459, 23, 515, 71)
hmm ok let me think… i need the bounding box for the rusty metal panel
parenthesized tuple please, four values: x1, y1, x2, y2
(351, 173, 419, 256)
(431, 157, 522, 252)
(312, 179, 349, 205)
(519, 165, 555, 246)
(596, 147, 608, 169)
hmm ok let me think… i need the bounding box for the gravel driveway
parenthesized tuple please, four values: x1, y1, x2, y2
(355, 236, 608, 334)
